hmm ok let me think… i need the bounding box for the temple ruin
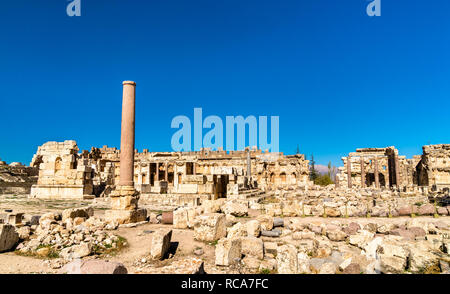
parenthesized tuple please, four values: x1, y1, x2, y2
(336, 145, 450, 193)
(29, 142, 310, 205)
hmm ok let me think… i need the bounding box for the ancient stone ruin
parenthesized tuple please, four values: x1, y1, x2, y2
(336, 145, 450, 193)
(0, 81, 449, 275)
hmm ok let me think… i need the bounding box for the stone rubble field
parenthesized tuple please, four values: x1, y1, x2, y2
(0, 185, 449, 274)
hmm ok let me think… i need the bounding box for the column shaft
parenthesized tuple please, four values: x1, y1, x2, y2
(347, 156, 352, 188)
(360, 157, 365, 188)
(374, 158, 380, 188)
(119, 81, 136, 187)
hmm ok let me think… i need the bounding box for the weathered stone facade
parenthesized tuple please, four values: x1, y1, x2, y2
(0, 162, 38, 194)
(416, 144, 450, 191)
(29, 143, 310, 203)
(337, 145, 450, 192)
(29, 141, 95, 199)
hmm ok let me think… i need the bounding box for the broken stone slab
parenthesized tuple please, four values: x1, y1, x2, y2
(153, 258, 205, 274)
(222, 200, 248, 217)
(241, 237, 264, 259)
(226, 222, 247, 239)
(264, 242, 278, 255)
(256, 215, 273, 231)
(62, 207, 94, 222)
(59, 259, 128, 274)
(242, 256, 261, 270)
(193, 213, 226, 242)
(246, 220, 261, 237)
(276, 244, 298, 274)
(150, 229, 172, 260)
(0, 224, 19, 252)
(30, 215, 41, 226)
(173, 206, 197, 229)
(16, 226, 31, 240)
(215, 237, 241, 266)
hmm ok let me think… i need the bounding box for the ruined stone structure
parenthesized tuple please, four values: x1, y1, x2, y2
(0, 162, 38, 194)
(337, 145, 450, 192)
(29, 141, 95, 199)
(29, 142, 310, 204)
(415, 144, 450, 191)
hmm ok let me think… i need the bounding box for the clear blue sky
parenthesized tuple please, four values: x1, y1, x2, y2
(0, 0, 449, 167)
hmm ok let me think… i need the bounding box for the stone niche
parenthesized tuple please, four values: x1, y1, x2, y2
(29, 141, 95, 200)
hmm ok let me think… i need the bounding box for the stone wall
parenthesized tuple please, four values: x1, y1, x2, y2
(29, 141, 95, 199)
(29, 141, 310, 200)
(0, 163, 38, 194)
(336, 145, 450, 192)
(416, 144, 450, 191)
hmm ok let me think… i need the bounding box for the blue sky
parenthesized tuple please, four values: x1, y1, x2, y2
(0, 0, 449, 167)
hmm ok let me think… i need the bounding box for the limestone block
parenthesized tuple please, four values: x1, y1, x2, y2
(246, 220, 261, 237)
(241, 237, 264, 259)
(104, 209, 147, 225)
(173, 206, 197, 229)
(193, 213, 227, 242)
(222, 200, 248, 217)
(227, 222, 247, 239)
(62, 207, 94, 222)
(215, 237, 242, 266)
(60, 259, 127, 274)
(277, 244, 298, 274)
(264, 242, 278, 255)
(177, 184, 198, 194)
(0, 224, 19, 252)
(150, 229, 172, 260)
(256, 215, 274, 231)
(348, 230, 374, 249)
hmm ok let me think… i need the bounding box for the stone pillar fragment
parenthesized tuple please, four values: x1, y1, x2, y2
(360, 157, 365, 188)
(394, 155, 400, 188)
(119, 81, 136, 187)
(155, 162, 159, 181)
(347, 156, 352, 188)
(247, 150, 251, 177)
(374, 158, 380, 188)
(165, 163, 168, 181)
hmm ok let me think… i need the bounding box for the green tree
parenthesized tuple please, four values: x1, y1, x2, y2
(310, 154, 318, 181)
(314, 174, 334, 186)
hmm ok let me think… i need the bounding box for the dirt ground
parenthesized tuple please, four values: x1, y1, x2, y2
(0, 194, 227, 274)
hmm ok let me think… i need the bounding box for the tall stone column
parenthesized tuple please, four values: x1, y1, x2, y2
(247, 149, 251, 177)
(119, 81, 136, 187)
(193, 162, 196, 175)
(165, 162, 168, 181)
(360, 157, 365, 188)
(347, 156, 352, 188)
(156, 162, 160, 181)
(374, 158, 380, 188)
(394, 154, 401, 189)
(105, 81, 146, 224)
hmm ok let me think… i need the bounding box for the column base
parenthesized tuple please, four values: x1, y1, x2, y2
(104, 208, 147, 225)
